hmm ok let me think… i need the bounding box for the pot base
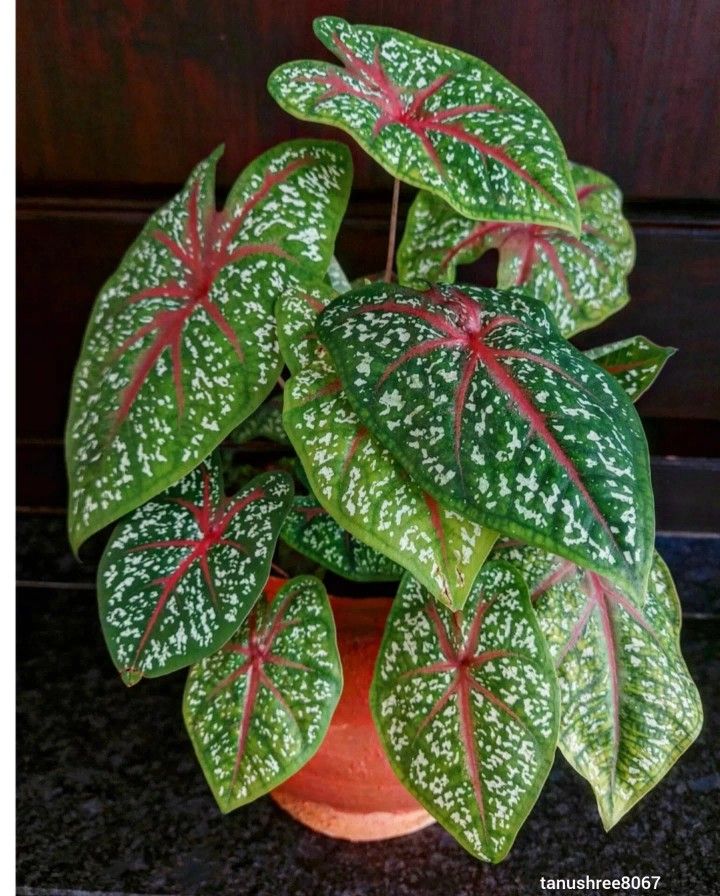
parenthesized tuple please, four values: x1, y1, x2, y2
(271, 790, 434, 842)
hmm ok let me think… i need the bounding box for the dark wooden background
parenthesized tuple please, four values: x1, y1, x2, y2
(17, 0, 720, 532)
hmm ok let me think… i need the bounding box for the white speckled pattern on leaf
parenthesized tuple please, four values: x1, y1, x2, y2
(398, 164, 634, 337)
(371, 564, 559, 861)
(67, 140, 351, 552)
(269, 17, 579, 232)
(184, 575, 341, 812)
(284, 353, 497, 609)
(281, 495, 404, 582)
(316, 282, 654, 600)
(585, 336, 675, 402)
(494, 541, 703, 829)
(97, 456, 293, 685)
(276, 279, 338, 374)
(325, 255, 352, 293)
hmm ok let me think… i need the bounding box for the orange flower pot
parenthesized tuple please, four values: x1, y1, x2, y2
(266, 579, 434, 841)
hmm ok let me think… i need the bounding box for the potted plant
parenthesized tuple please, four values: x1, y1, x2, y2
(66, 17, 702, 863)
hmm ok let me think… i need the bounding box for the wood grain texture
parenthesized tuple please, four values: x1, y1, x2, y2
(17, 0, 720, 197)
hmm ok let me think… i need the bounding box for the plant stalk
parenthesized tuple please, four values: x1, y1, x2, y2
(384, 177, 400, 283)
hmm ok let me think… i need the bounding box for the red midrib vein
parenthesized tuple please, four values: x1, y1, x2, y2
(588, 575, 620, 790)
(531, 558, 578, 602)
(555, 570, 659, 795)
(310, 32, 556, 207)
(457, 673, 486, 823)
(128, 486, 265, 671)
(479, 347, 618, 550)
(356, 295, 619, 556)
(424, 121, 553, 202)
(576, 184, 606, 202)
(441, 222, 505, 271)
(440, 219, 604, 311)
(422, 492, 449, 570)
(602, 359, 656, 375)
(411, 600, 527, 826)
(115, 157, 308, 429)
(226, 595, 308, 787)
(232, 659, 261, 785)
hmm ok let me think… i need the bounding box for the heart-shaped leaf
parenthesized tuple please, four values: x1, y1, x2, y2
(67, 139, 351, 552)
(316, 282, 654, 600)
(227, 397, 290, 447)
(494, 541, 703, 829)
(397, 164, 634, 337)
(371, 563, 559, 861)
(184, 575, 342, 812)
(284, 354, 497, 609)
(98, 457, 293, 685)
(276, 279, 338, 374)
(269, 17, 579, 232)
(586, 337, 675, 402)
(281, 495, 403, 582)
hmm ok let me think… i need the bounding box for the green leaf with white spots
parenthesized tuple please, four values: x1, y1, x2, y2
(585, 337, 675, 402)
(397, 164, 635, 337)
(494, 541, 703, 829)
(371, 564, 559, 862)
(281, 495, 403, 582)
(316, 282, 654, 601)
(183, 575, 342, 812)
(284, 354, 497, 609)
(278, 274, 496, 603)
(276, 279, 338, 374)
(325, 255, 352, 293)
(269, 17, 579, 232)
(67, 139, 351, 553)
(97, 457, 293, 685)
(227, 397, 290, 447)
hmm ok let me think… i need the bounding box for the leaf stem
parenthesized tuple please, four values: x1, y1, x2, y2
(384, 177, 400, 283)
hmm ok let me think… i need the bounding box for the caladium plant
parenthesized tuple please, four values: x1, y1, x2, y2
(66, 15, 701, 864)
(397, 163, 635, 337)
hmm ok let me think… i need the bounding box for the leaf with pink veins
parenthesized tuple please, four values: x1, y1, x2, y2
(585, 336, 676, 402)
(316, 282, 654, 601)
(494, 541, 703, 829)
(98, 455, 293, 685)
(67, 139, 352, 553)
(183, 575, 342, 812)
(398, 163, 634, 337)
(269, 16, 579, 231)
(281, 494, 404, 582)
(276, 278, 339, 375)
(278, 278, 498, 608)
(371, 563, 559, 862)
(283, 353, 497, 610)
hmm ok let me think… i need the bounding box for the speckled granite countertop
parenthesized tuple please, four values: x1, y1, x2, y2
(16, 518, 720, 895)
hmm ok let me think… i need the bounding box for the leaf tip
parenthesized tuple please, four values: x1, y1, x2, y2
(121, 667, 143, 688)
(313, 14, 344, 40)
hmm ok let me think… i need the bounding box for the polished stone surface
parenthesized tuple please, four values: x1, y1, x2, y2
(16, 518, 720, 895)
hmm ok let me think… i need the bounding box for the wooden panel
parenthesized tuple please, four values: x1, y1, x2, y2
(651, 457, 720, 535)
(17, 0, 720, 198)
(574, 226, 720, 421)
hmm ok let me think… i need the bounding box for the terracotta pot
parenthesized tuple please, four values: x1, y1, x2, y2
(267, 579, 434, 841)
